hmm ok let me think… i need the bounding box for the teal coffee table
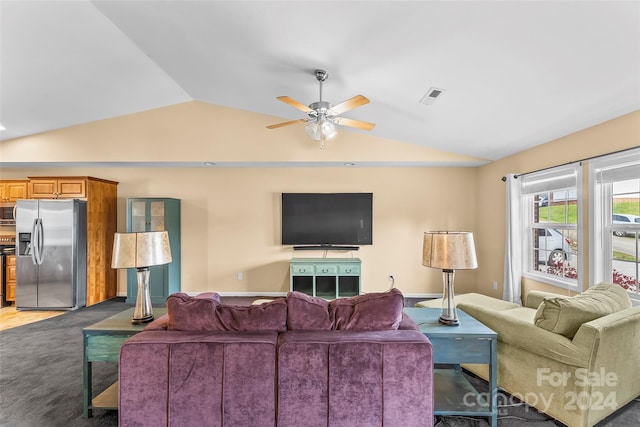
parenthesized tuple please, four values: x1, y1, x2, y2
(404, 307, 497, 427)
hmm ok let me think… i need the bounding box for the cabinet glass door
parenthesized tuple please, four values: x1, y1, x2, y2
(130, 201, 147, 232)
(149, 201, 165, 231)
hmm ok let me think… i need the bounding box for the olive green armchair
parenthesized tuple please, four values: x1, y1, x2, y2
(416, 283, 640, 427)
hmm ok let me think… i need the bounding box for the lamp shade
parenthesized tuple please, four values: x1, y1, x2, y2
(112, 231, 172, 269)
(423, 231, 478, 270)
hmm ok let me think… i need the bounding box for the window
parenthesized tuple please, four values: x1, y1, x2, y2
(521, 164, 582, 290)
(590, 148, 640, 301)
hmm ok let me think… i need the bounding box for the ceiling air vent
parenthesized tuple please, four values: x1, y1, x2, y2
(419, 87, 445, 106)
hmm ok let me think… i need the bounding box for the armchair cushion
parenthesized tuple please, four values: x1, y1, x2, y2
(534, 283, 631, 339)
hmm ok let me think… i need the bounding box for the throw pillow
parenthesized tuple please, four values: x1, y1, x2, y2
(214, 299, 287, 331)
(534, 283, 631, 339)
(286, 291, 331, 330)
(329, 287, 404, 330)
(166, 292, 221, 331)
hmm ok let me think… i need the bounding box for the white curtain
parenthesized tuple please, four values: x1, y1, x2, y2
(503, 174, 522, 304)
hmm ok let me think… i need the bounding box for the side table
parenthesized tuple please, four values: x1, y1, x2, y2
(404, 307, 497, 427)
(82, 307, 166, 418)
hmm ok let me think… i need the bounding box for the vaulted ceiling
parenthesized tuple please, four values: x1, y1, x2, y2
(1, 1, 639, 161)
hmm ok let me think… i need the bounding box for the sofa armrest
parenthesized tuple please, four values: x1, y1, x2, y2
(525, 290, 569, 309)
(457, 303, 591, 367)
(571, 306, 640, 405)
(143, 314, 168, 331)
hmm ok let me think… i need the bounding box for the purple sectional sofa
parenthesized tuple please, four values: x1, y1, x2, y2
(119, 289, 434, 427)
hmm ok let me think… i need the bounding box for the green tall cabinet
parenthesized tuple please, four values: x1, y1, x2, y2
(125, 198, 181, 304)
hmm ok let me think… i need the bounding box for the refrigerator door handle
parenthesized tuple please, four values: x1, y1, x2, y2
(36, 218, 44, 265)
(31, 219, 38, 265)
(32, 218, 44, 265)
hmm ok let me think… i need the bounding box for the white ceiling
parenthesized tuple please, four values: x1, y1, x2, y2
(1, 0, 639, 161)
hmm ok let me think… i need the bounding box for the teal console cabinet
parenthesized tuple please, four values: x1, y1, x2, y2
(290, 258, 361, 299)
(125, 198, 181, 304)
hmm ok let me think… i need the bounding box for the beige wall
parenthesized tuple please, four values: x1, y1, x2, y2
(0, 166, 479, 297)
(475, 110, 640, 299)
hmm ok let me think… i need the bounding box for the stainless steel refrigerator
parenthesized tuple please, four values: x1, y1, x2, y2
(15, 199, 87, 310)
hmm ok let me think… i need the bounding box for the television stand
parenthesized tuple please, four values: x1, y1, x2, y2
(290, 258, 361, 299)
(293, 245, 359, 251)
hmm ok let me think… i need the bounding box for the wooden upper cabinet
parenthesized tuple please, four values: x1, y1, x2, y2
(28, 176, 119, 306)
(29, 177, 87, 199)
(0, 180, 29, 201)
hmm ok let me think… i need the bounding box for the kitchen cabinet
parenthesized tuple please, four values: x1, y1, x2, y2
(126, 198, 181, 304)
(6, 255, 16, 302)
(290, 258, 361, 299)
(0, 180, 28, 201)
(28, 176, 118, 306)
(29, 177, 86, 199)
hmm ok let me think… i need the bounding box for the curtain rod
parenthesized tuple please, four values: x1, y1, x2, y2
(500, 146, 639, 182)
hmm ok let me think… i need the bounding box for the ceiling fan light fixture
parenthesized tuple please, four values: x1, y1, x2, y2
(304, 121, 321, 140)
(320, 120, 336, 138)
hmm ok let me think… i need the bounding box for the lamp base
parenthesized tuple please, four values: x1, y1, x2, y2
(131, 314, 154, 325)
(438, 315, 460, 326)
(132, 267, 154, 324)
(439, 269, 460, 327)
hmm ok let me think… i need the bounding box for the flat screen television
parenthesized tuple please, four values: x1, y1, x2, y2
(281, 193, 373, 250)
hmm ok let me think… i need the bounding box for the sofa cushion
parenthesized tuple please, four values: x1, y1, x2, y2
(286, 291, 331, 330)
(166, 292, 221, 331)
(329, 288, 404, 330)
(534, 283, 631, 339)
(167, 293, 287, 332)
(215, 299, 287, 332)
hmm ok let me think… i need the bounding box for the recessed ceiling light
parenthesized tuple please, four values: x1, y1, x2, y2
(0, 124, 5, 131)
(419, 87, 445, 106)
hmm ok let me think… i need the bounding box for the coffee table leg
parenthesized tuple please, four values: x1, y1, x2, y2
(489, 338, 497, 427)
(83, 339, 92, 418)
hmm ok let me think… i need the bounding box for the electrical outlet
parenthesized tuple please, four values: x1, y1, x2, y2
(493, 281, 498, 290)
(237, 272, 243, 281)
(388, 273, 395, 282)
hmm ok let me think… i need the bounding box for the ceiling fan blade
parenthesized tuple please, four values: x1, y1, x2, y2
(328, 95, 370, 115)
(333, 117, 376, 131)
(266, 119, 307, 129)
(277, 96, 313, 113)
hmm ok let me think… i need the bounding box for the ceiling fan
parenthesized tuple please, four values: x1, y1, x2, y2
(266, 69, 375, 147)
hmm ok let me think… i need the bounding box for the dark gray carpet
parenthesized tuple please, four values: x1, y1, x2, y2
(0, 298, 638, 426)
(0, 298, 126, 427)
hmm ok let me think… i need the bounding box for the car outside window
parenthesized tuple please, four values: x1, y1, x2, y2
(521, 164, 582, 290)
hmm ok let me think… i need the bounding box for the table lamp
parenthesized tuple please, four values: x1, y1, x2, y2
(423, 231, 478, 326)
(112, 231, 172, 324)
